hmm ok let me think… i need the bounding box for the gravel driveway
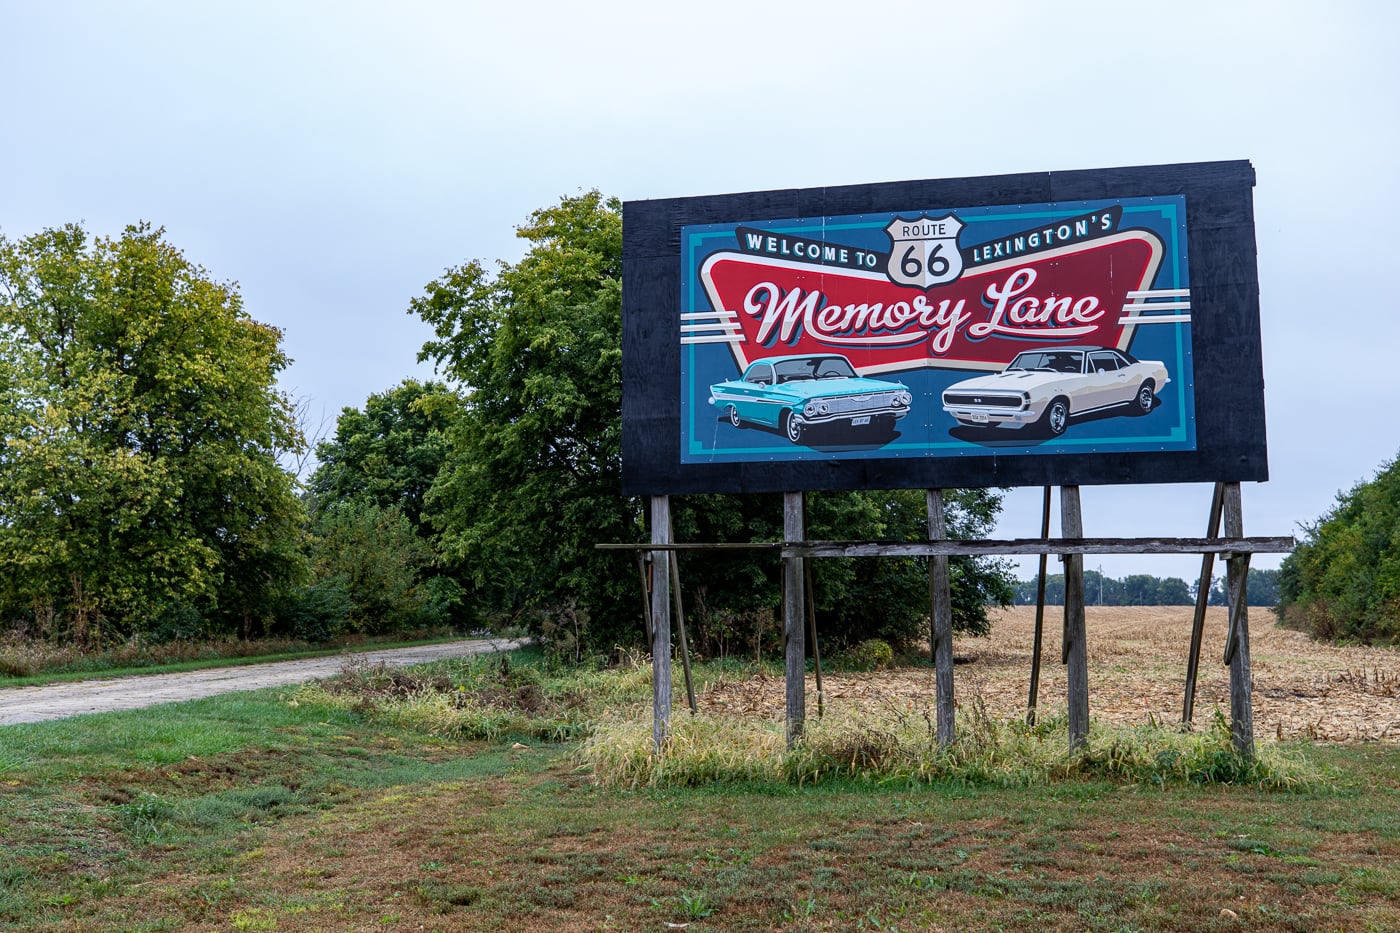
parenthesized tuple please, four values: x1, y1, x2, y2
(0, 637, 528, 726)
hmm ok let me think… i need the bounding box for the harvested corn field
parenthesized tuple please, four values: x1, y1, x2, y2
(699, 606, 1400, 742)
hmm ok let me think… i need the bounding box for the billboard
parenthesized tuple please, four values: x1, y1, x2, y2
(624, 162, 1265, 495)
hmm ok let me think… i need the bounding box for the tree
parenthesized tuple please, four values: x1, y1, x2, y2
(0, 223, 307, 641)
(412, 191, 636, 642)
(305, 379, 465, 629)
(669, 487, 1011, 657)
(1202, 568, 1281, 608)
(1277, 454, 1400, 643)
(1013, 572, 1194, 606)
(306, 500, 443, 637)
(309, 379, 459, 538)
(410, 192, 1014, 655)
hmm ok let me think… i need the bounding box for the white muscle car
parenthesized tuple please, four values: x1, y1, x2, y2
(941, 346, 1169, 437)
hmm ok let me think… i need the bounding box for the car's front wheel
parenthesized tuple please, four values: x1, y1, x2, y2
(1132, 380, 1156, 415)
(727, 405, 743, 427)
(783, 411, 805, 443)
(1037, 397, 1070, 437)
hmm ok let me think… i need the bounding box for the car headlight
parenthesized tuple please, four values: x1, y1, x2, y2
(804, 402, 819, 417)
(818, 401, 829, 415)
(895, 391, 912, 406)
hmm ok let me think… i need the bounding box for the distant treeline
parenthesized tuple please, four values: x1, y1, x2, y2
(1013, 568, 1281, 607)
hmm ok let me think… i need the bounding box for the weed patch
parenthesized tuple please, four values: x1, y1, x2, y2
(581, 700, 1326, 791)
(296, 649, 653, 742)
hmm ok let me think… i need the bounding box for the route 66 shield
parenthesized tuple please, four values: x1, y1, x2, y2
(884, 214, 965, 288)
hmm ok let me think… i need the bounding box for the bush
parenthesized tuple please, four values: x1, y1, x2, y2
(303, 500, 443, 637)
(829, 638, 894, 672)
(1277, 451, 1400, 644)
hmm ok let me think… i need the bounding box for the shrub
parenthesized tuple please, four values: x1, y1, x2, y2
(1277, 451, 1400, 644)
(829, 638, 894, 672)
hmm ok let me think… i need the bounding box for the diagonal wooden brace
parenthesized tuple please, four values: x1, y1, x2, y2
(1222, 552, 1251, 666)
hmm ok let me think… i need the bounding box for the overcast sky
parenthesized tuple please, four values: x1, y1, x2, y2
(3, 1, 1396, 582)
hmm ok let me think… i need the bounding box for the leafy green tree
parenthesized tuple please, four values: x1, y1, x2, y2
(309, 379, 458, 537)
(1243, 568, 1280, 607)
(410, 192, 1013, 655)
(304, 500, 452, 637)
(1277, 454, 1400, 642)
(305, 379, 466, 630)
(1155, 575, 1192, 605)
(1203, 568, 1281, 608)
(670, 488, 1011, 656)
(1013, 572, 1194, 606)
(412, 191, 635, 642)
(805, 488, 1011, 643)
(0, 223, 307, 641)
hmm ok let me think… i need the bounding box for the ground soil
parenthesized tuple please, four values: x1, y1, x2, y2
(699, 606, 1400, 742)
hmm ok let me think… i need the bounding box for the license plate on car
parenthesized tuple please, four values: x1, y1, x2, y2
(971, 412, 989, 423)
(850, 416, 871, 426)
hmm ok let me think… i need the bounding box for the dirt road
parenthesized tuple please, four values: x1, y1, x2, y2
(0, 637, 527, 726)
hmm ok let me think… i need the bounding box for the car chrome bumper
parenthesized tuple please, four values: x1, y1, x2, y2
(799, 405, 910, 426)
(943, 405, 1039, 426)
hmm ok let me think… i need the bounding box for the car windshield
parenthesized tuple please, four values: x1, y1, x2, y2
(773, 356, 857, 383)
(1006, 350, 1084, 374)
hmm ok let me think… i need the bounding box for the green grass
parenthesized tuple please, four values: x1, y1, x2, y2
(0, 654, 1397, 931)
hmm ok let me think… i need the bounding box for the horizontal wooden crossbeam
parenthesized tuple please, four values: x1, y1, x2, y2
(784, 537, 1295, 558)
(598, 536, 1294, 557)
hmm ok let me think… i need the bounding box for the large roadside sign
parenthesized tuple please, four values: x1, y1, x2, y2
(623, 161, 1265, 495)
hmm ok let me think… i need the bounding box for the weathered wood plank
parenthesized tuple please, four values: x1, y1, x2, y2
(636, 553, 653, 647)
(783, 492, 806, 748)
(650, 496, 672, 752)
(1062, 487, 1089, 750)
(927, 490, 955, 746)
(667, 513, 697, 715)
(598, 536, 1295, 555)
(779, 537, 1294, 557)
(1027, 486, 1051, 726)
(1183, 483, 1225, 724)
(1224, 483, 1255, 759)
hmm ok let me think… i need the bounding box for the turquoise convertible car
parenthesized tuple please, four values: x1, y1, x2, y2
(709, 354, 913, 444)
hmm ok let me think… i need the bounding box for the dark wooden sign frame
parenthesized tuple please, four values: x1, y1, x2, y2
(622, 160, 1265, 496)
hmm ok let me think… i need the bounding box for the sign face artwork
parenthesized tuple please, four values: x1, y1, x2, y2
(680, 196, 1193, 463)
(622, 162, 1267, 495)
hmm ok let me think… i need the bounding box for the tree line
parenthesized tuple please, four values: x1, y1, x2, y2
(1, 196, 1015, 658)
(1012, 568, 1282, 607)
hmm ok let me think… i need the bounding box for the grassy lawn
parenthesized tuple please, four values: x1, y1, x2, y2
(1, 653, 1397, 932)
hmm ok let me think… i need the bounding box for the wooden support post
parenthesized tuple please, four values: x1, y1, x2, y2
(1061, 486, 1089, 750)
(1222, 482, 1255, 759)
(1027, 486, 1051, 726)
(1182, 482, 1225, 726)
(801, 497, 824, 718)
(650, 496, 672, 752)
(1223, 555, 1251, 666)
(669, 551, 697, 715)
(665, 512, 697, 715)
(637, 553, 654, 648)
(927, 489, 955, 746)
(783, 492, 807, 747)
(804, 558, 825, 718)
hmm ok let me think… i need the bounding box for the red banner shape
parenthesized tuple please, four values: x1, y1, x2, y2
(698, 230, 1165, 375)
